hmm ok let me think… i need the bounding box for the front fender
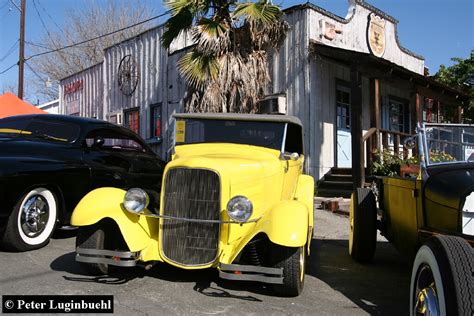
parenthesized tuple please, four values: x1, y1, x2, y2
(260, 201, 309, 247)
(71, 187, 159, 254)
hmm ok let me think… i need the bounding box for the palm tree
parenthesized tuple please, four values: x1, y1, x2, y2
(162, 0, 289, 113)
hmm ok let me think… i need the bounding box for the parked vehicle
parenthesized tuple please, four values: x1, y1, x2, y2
(349, 123, 473, 315)
(0, 114, 165, 251)
(72, 113, 314, 296)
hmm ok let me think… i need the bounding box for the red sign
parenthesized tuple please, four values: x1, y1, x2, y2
(64, 79, 83, 95)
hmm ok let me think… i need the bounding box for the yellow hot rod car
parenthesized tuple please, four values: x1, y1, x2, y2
(71, 113, 314, 296)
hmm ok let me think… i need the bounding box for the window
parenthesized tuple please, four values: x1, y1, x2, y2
(383, 97, 409, 133)
(124, 108, 139, 134)
(85, 128, 146, 152)
(336, 85, 351, 130)
(150, 103, 162, 142)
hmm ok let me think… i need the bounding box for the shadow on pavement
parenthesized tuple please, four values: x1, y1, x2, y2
(50, 251, 264, 301)
(307, 237, 411, 316)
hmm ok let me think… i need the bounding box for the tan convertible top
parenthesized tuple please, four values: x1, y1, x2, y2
(173, 112, 302, 126)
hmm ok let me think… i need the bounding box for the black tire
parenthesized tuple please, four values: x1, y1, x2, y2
(410, 235, 474, 316)
(75, 224, 109, 275)
(271, 245, 305, 297)
(1, 187, 58, 251)
(349, 187, 377, 263)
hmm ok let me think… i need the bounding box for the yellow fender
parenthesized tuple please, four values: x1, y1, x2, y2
(71, 187, 159, 254)
(260, 200, 309, 247)
(294, 174, 315, 253)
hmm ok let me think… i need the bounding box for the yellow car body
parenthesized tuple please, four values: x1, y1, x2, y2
(72, 113, 314, 296)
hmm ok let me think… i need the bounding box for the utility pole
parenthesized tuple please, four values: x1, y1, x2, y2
(18, 0, 26, 99)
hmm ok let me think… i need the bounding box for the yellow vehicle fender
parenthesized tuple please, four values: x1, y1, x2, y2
(70, 187, 158, 253)
(294, 174, 315, 253)
(260, 200, 309, 247)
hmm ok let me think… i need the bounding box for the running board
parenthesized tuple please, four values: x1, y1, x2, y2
(218, 263, 283, 284)
(76, 248, 140, 267)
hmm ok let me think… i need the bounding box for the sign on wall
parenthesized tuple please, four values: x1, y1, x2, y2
(367, 13, 386, 57)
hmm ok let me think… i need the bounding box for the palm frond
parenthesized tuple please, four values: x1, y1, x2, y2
(163, 0, 210, 17)
(162, 8, 194, 48)
(233, 1, 282, 24)
(192, 17, 231, 54)
(178, 51, 220, 89)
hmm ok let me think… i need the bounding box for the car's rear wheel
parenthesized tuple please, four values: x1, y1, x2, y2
(1, 187, 58, 251)
(410, 235, 473, 316)
(271, 245, 305, 297)
(349, 187, 377, 263)
(75, 224, 109, 275)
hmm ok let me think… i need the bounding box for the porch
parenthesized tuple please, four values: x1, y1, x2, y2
(310, 42, 470, 195)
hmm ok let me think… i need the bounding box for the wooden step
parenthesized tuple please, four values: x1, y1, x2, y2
(316, 188, 352, 198)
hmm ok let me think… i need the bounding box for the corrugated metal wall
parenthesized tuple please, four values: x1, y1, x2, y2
(103, 26, 187, 158)
(60, 62, 103, 119)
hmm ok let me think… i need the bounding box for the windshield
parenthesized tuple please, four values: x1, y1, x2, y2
(175, 119, 285, 151)
(423, 124, 474, 165)
(0, 118, 80, 143)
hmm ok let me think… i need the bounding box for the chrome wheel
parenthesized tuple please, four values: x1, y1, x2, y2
(20, 195, 50, 238)
(414, 264, 439, 316)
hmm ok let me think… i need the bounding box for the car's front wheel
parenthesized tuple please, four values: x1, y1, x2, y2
(271, 245, 305, 297)
(75, 224, 109, 275)
(1, 187, 58, 251)
(410, 235, 473, 316)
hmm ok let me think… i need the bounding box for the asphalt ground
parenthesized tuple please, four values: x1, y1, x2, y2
(0, 207, 411, 315)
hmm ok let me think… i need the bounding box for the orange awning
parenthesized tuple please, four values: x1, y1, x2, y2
(0, 92, 47, 118)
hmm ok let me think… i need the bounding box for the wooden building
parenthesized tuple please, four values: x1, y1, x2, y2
(59, 0, 469, 189)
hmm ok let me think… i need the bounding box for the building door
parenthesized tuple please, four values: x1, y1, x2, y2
(336, 85, 351, 167)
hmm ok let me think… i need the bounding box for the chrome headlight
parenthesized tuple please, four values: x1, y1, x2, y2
(123, 188, 149, 214)
(226, 196, 253, 222)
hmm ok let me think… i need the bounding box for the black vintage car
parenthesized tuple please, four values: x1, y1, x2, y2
(0, 114, 165, 251)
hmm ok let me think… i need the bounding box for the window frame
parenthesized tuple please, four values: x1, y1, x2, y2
(123, 107, 140, 134)
(149, 103, 162, 143)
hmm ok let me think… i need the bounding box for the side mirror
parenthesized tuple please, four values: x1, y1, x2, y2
(403, 136, 417, 150)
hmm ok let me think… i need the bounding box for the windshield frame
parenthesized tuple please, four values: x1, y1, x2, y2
(173, 118, 290, 154)
(420, 123, 474, 167)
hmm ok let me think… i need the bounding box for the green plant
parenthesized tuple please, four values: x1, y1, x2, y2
(371, 149, 404, 177)
(429, 150, 456, 163)
(371, 150, 420, 176)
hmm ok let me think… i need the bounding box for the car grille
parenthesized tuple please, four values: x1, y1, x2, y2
(162, 168, 220, 265)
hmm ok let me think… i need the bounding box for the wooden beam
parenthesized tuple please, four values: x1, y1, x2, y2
(415, 93, 421, 125)
(351, 64, 363, 188)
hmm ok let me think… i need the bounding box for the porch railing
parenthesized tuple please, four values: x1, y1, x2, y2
(363, 128, 416, 174)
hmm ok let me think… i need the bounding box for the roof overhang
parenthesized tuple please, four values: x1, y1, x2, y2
(173, 113, 303, 127)
(310, 41, 470, 106)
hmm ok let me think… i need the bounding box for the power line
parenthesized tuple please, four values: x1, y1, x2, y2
(25, 10, 169, 61)
(36, 0, 62, 32)
(0, 39, 19, 62)
(25, 60, 46, 81)
(0, 62, 17, 75)
(32, 0, 57, 47)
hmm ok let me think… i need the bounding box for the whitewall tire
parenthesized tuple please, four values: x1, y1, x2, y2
(1, 187, 58, 251)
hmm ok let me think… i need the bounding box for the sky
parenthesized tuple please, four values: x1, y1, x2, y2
(0, 0, 473, 105)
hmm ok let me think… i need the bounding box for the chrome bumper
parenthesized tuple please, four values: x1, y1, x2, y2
(218, 263, 283, 284)
(76, 248, 140, 267)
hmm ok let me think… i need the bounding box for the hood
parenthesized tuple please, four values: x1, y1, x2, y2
(169, 143, 286, 204)
(425, 165, 474, 210)
(171, 143, 282, 180)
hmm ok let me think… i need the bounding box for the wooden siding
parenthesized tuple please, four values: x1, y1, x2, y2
(307, 3, 424, 74)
